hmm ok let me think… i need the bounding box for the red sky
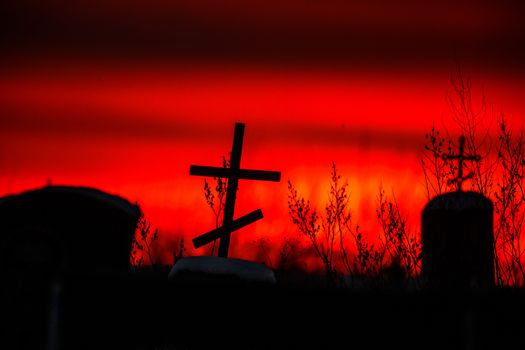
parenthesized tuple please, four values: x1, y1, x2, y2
(1, 1, 524, 265)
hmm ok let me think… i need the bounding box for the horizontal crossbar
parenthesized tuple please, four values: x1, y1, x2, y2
(192, 209, 264, 248)
(190, 165, 281, 182)
(442, 155, 481, 161)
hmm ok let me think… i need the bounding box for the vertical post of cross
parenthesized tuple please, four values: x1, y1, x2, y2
(190, 122, 281, 257)
(219, 123, 245, 258)
(456, 136, 466, 191)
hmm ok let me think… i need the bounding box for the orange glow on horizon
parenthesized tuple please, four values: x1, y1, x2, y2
(1, 60, 525, 266)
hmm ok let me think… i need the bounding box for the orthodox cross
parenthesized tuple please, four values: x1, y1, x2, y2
(189, 122, 281, 258)
(442, 135, 481, 192)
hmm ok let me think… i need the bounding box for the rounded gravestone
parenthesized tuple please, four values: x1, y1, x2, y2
(0, 185, 141, 273)
(0, 186, 141, 349)
(422, 191, 494, 289)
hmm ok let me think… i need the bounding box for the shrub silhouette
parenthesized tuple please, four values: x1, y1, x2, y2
(130, 210, 159, 266)
(422, 67, 525, 286)
(202, 155, 229, 256)
(287, 162, 353, 285)
(287, 163, 420, 288)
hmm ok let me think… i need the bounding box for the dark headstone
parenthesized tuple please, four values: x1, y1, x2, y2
(422, 191, 494, 289)
(0, 186, 140, 349)
(0, 185, 140, 274)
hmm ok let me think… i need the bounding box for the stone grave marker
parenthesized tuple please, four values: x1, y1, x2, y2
(422, 136, 494, 289)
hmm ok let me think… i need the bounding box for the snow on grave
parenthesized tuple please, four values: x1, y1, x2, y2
(168, 256, 276, 285)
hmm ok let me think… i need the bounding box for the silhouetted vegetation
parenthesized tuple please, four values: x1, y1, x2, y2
(167, 66, 525, 290)
(285, 67, 525, 288)
(202, 155, 229, 256)
(422, 67, 525, 286)
(376, 186, 421, 284)
(130, 211, 159, 266)
(287, 163, 421, 288)
(494, 118, 525, 285)
(287, 162, 353, 285)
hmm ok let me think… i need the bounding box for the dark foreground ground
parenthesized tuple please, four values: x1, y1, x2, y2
(5, 266, 525, 350)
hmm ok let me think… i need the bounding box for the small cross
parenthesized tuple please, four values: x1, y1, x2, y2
(189, 122, 281, 258)
(442, 135, 481, 192)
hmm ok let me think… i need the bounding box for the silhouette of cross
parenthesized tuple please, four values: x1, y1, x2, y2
(189, 122, 281, 258)
(442, 135, 481, 192)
